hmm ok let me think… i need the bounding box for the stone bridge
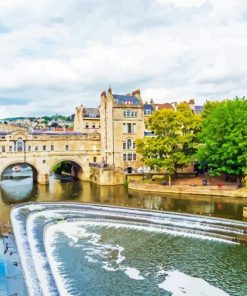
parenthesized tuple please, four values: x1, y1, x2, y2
(0, 126, 101, 184)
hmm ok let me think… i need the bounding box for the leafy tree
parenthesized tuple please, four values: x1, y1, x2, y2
(137, 103, 201, 181)
(197, 98, 247, 179)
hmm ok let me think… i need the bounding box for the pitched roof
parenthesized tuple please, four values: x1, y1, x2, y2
(153, 103, 174, 110)
(83, 108, 100, 118)
(144, 103, 154, 111)
(113, 94, 140, 105)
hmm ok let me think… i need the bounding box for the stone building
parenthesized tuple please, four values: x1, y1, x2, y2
(74, 87, 145, 173)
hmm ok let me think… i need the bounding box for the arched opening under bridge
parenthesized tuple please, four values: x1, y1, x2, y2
(50, 160, 83, 182)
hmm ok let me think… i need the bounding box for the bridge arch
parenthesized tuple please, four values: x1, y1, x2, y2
(49, 159, 84, 180)
(0, 161, 39, 183)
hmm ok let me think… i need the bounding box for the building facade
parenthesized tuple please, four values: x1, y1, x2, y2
(74, 88, 145, 173)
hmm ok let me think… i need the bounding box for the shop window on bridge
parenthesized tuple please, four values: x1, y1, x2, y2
(2, 146, 5, 152)
(43, 145, 46, 151)
(51, 145, 54, 151)
(65, 145, 69, 151)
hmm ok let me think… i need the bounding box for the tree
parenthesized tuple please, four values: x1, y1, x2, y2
(136, 103, 201, 182)
(197, 98, 247, 179)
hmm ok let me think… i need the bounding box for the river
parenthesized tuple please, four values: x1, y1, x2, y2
(1, 165, 247, 295)
(1, 164, 247, 228)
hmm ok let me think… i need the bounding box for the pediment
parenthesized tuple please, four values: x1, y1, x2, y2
(10, 129, 29, 140)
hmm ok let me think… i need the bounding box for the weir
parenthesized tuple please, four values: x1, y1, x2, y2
(10, 203, 247, 296)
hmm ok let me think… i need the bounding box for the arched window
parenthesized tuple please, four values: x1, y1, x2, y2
(16, 138, 24, 152)
(127, 139, 132, 149)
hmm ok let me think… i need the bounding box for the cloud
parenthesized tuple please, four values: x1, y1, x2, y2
(0, 0, 247, 117)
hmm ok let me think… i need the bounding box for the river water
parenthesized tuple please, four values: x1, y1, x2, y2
(1, 165, 247, 295)
(1, 165, 247, 227)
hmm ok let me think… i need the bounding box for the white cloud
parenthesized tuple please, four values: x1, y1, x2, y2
(0, 0, 247, 117)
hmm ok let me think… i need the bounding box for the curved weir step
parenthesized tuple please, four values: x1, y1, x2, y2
(10, 202, 247, 296)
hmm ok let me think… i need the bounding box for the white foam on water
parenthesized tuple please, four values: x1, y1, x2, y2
(44, 222, 75, 296)
(11, 204, 243, 296)
(124, 267, 144, 280)
(26, 211, 64, 296)
(158, 270, 229, 296)
(116, 245, 125, 264)
(22, 204, 46, 211)
(10, 208, 43, 296)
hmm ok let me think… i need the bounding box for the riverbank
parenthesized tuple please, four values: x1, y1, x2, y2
(128, 181, 247, 199)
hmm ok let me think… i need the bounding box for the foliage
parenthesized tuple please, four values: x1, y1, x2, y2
(51, 161, 72, 174)
(197, 98, 247, 177)
(137, 103, 201, 175)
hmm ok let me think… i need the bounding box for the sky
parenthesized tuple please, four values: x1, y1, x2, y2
(0, 0, 246, 118)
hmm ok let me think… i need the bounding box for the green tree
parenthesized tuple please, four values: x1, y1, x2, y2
(197, 98, 247, 179)
(137, 103, 201, 182)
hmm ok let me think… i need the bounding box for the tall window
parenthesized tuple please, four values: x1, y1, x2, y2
(127, 123, 132, 133)
(123, 142, 126, 149)
(51, 145, 54, 151)
(16, 139, 24, 152)
(65, 145, 69, 151)
(127, 139, 132, 149)
(43, 145, 46, 151)
(28, 145, 31, 151)
(2, 146, 5, 152)
(35, 146, 38, 151)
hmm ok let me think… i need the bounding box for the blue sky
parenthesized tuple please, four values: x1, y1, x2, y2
(0, 0, 246, 117)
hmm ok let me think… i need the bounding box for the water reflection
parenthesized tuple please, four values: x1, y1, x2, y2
(1, 164, 247, 224)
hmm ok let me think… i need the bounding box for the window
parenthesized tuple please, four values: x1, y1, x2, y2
(28, 145, 31, 151)
(93, 157, 97, 162)
(43, 145, 46, 151)
(122, 123, 126, 133)
(133, 154, 137, 160)
(127, 123, 135, 133)
(123, 142, 126, 149)
(85, 123, 89, 128)
(9, 146, 12, 152)
(51, 145, 54, 151)
(123, 154, 126, 161)
(126, 109, 131, 117)
(2, 146, 5, 152)
(16, 139, 24, 152)
(35, 146, 38, 151)
(92, 123, 95, 128)
(133, 142, 136, 149)
(123, 111, 126, 117)
(127, 123, 132, 133)
(128, 153, 132, 161)
(127, 139, 132, 149)
(65, 145, 69, 151)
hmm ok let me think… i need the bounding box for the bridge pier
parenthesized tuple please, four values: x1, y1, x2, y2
(36, 173, 49, 185)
